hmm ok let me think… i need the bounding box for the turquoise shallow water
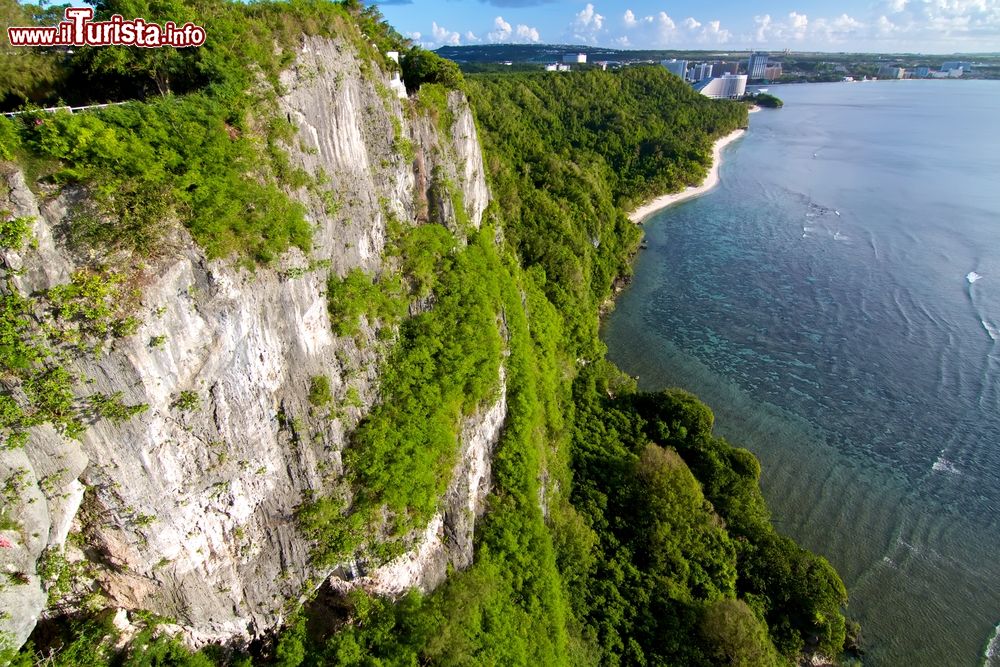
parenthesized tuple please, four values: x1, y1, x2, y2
(602, 80, 1000, 666)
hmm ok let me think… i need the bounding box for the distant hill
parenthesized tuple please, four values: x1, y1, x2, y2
(436, 44, 1000, 80)
(435, 43, 750, 65)
(438, 44, 1000, 64)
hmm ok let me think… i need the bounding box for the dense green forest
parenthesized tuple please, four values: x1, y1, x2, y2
(1, 0, 854, 665)
(748, 92, 785, 108)
(463, 67, 747, 354)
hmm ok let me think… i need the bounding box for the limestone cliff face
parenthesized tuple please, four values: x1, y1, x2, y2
(0, 33, 495, 650)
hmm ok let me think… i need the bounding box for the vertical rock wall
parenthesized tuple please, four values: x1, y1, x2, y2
(0, 31, 495, 650)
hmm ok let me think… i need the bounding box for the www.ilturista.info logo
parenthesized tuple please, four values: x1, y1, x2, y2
(7, 7, 206, 48)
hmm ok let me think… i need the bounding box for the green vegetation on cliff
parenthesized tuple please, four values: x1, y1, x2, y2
(300, 225, 507, 563)
(1, 1, 853, 665)
(285, 67, 847, 666)
(0, 0, 410, 262)
(464, 67, 746, 354)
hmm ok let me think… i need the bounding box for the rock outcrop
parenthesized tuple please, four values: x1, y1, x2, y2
(0, 31, 494, 651)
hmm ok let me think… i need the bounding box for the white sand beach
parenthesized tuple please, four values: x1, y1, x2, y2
(628, 128, 746, 224)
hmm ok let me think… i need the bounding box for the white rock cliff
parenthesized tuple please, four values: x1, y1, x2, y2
(0, 33, 496, 651)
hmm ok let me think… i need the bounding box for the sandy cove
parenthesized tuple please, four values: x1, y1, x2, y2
(628, 128, 746, 224)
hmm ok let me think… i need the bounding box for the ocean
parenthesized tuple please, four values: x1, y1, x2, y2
(602, 79, 1000, 666)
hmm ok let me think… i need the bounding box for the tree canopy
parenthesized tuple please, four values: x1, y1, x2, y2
(401, 47, 464, 94)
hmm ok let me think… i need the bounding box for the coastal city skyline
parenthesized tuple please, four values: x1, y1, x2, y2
(374, 0, 1000, 54)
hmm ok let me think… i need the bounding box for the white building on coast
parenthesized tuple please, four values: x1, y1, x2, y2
(747, 52, 769, 80)
(693, 73, 748, 99)
(661, 59, 688, 79)
(878, 65, 905, 79)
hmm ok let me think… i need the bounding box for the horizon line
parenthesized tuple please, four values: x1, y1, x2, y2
(434, 44, 1000, 57)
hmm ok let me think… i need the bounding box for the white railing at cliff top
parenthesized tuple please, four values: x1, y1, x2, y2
(2, 102, 130, 118)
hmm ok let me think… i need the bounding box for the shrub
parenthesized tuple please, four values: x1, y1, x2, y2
(22, 99, 311, 262)
(24, 366, 81, 435)
(327, 269, 404, 337)
(302, 229, 505, 564)
(172, 390, 200, 412)
(89, 392, 148, 425)
(0, 214, 31, 250)
(0, 116, 21, 161)
(308, 375, 333, 407)
(401, 48, 464, 94)
(45, 270, 141, 344)
(700, 599, 782, 666)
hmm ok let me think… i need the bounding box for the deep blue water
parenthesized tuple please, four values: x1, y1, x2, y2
(602, 80, 1000, 666)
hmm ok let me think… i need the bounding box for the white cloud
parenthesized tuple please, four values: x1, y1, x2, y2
(837, 14, 865, 30)
(753, 11, 810, 42)
(876, 14, 898, 35)
(745, 1, 1000, 49)
(586, 0, 997, 50)
(575, 3, 604, 30)
(488, 16, 512, 42)
(753, 14, 772, 41)
(572, 3, 605, 43)
(698, 20, 732, 43)
(673, 15, 732, 43)
(612, 8, 731, 46)
(488, 15, 540, 43)
(516, 23, 541, 42)
(810, 14, 866, 43)
(789, 11, 809, 39)
(901, 0, 1000, 35)
(627, 10, 677, 44)
(432, 21, 461, 46)
(656, 11, 676, 33)
(465, 31, 480, 43)
(621, 7, 656, 36)
(404, 30, 435, 49)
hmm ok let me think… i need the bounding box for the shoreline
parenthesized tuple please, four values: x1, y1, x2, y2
(627, 128, 746, 224)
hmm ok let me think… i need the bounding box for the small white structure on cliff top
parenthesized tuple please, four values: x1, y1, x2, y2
(386, 50, 408, 98)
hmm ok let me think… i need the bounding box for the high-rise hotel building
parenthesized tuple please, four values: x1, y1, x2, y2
(661, 59, 688, 79)
(747, 52, 769, 80)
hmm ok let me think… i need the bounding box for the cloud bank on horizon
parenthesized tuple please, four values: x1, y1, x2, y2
(375, 0, 1000, 53)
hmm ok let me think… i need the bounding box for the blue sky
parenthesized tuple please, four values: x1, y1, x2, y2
(374, 0, 1000, 53)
